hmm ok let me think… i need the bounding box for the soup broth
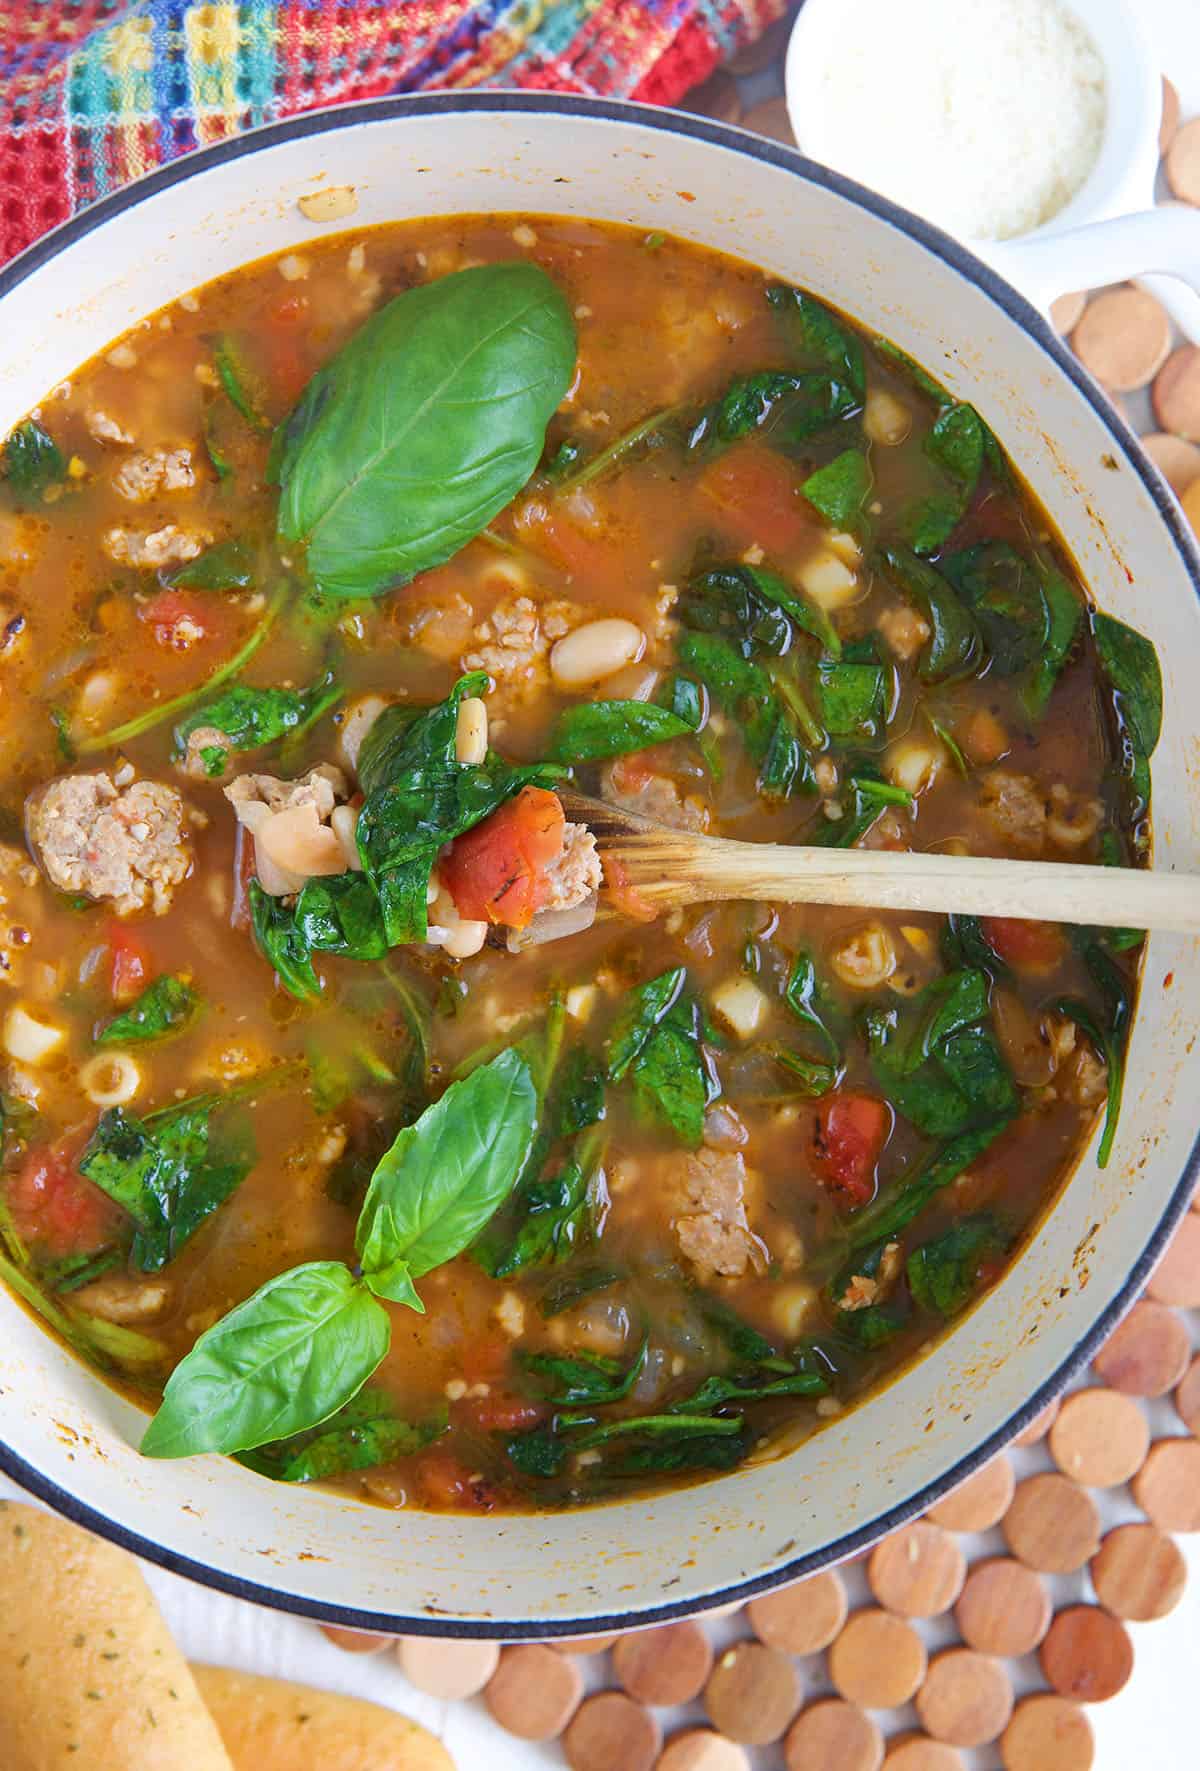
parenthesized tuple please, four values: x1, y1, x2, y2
(0, 216, 1156, 1511)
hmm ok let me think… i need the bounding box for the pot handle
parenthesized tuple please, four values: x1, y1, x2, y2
(986, 206, 1200, 340)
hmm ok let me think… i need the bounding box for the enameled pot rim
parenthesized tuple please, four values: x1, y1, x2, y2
(0, 90, 1197, 1636)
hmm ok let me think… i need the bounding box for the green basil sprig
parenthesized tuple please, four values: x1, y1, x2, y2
(140, 1049, 536, 1460)
(275, 263, 576, 598)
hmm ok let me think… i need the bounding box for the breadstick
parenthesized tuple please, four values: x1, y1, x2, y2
(0, 1500, 234, 1771)
(192, 1665, 455, 1771)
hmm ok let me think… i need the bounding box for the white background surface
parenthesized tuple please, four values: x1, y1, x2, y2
(4, 3, 1200, 1767)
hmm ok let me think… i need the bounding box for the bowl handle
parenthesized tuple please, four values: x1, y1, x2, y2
(986, 206, 1200, 340)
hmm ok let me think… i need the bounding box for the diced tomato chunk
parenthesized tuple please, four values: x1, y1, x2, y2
(812, 1092, 892, 1206)
(441, 787, 565, 930)
(697, 441, 816, 557)
(107, 922, 153, 1005)
(7, 1133, 125, 1258)
(455, 1391, 547, 1434)
(138, 590, 222, 652)
(415, 1448, 497, 1512)
(266, 293, 313, 405)
(512, 496, 624, 589)
(982, 916, 1066, 974)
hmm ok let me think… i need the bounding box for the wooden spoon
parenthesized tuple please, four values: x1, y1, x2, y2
(562, 792, 1199, 934)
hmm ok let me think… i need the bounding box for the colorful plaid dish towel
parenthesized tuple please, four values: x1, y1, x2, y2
(0, 0, 786, 266)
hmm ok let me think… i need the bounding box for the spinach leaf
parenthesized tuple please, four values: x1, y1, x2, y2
(294, 871, 388, 961)
(835, 1118, 1013, 1263)
(167, 538, 255, 591)
(688, 371, 808, 451)
(174, 671, 340, 776)
(669, 1368, 827, 1409)
(864, 971, 1017, 1139)
(697, 1293, 781, 1365)
(900, 402, 985, 555)
(870, 336, 946, 402)
(549, 699, 695, 764)
(802, 449, 872, 533)
(784, 951, 841, 1065)
(507, 1428, 568, 1477)
(275, 264, 576, 598)
(939, 542, 1050, 675)
(79, 1097, 255, 1271)
(521, 1334, 647, 1406)
(356, 1048, 538, 1311)
(840, 1302, 908, 1347)
(543, 437, 584, 481)
(606, 968, 711, 1146)
(1093, 611, 1162, 851)
(764, 1046, 838, 1097)
(95, 975, 198, 1046)
(878, 546, 981, 681)
(553, 401, 689, 493)
(1021, 564, 1081, 719)
(355, 672, 559, 944)
(682, 563, 841, 660)
(941, 913, 1008, 978)
(215, 335, 271, 432)
(141, 1261, 389, 1459)
(538, 1263, 622, 1318)
(568, 1412, 745, 1450)
(250, 881, 321, 1000)
(808, 774, 912, 848)
(611, 1431, 749, 1475)
(1052, 930, 1132, 1169)
(677, 632, 814, 801)
(767, 285, 866, 399)
(3, 419, 65, 494)
(817, 661, 886, 740)
(240, 1391, 445, 1483)
(908, 1213, 1009, 1317)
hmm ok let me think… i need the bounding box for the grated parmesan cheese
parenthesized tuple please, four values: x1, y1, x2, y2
(795, 0, 1107, 241)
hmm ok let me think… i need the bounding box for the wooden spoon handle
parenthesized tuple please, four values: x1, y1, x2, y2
(604, 833, 1199, 933)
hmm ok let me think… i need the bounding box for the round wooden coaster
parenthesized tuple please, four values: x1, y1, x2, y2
(614, 1620, 713, 1707)
(1131, 1436, 1200, 1531)
(1072, 287, 1172, 390)
(1140, 432, 1200, 497)
(1166, 116, 1200, 205)
(954, 1557, 1051, 1657)
(1090, 1522, 1188, 1621)
(704, 1641, 802, 1746)
(924, 1456, 1014, 1533)
(1048, 1388, 1151, 1487)
(1146, 1212, 1200, 1307)
(1153, 346, 1200, 442)
(1160, 75, 1182, 155)
(828, 1610, 927, 1708)
(397, 1635, 500, 1699)
(564, 1691, 661, 1771)
(657, 1729, 749, 1771)
(319, 1624, 391, 1654)
(485, 1644, 584, 1740)
(916, 1648, 1014, 1748)
(1002, 1473, 1101, 1573)
(1010, 1399, 1059, 1447)
(1091, 1300, 1191, 1396)
(868, 1523, 966, 1616)
(784, 1699, 883, 1771)
(1039, 1606, 1134, 1703)
(1175, 1354, 1200, 1436)
(1000, 1694, 1095, 1771)
(747, 1570, 847, 1655)
(883, 1737, 964, 1771)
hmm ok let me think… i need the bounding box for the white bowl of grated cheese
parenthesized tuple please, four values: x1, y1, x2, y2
(781, 0, 1200, 338)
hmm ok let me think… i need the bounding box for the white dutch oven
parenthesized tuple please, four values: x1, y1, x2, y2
(0, 95, 1198, 1637)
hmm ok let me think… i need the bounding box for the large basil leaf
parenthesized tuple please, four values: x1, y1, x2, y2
(141, 1261, 389, 1458)
(356, 1047, 538, 1311)
(79, 1096, 255, 1271)
(275, 263, 576, 598)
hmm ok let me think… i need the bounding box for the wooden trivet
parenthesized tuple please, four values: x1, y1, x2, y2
(319, 42, 1200, 1771)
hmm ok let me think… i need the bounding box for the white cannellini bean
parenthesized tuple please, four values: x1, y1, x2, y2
(4, 1005, 65, 1065)
(709, 976, 769, 1041)
(863, 387, 913, 447)
(830, 922, 897, 990)
(885, 734, 947, 797)
(80, 1051, 142, 1107)
(257, 805, 347, 880)
(772, 1282, 820, 1341)
(454, 695, 488, 765)
(796, 549, 861, 610)
(330, 804, 363, 872)
(565, 984, 597, 1022)
(338, 693, 392, 775)
(827, 529, 863, 568)
(549, 618, 645, 688)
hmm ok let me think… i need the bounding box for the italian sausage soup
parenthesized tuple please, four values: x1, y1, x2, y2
(0, 217, 1159, 1510)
